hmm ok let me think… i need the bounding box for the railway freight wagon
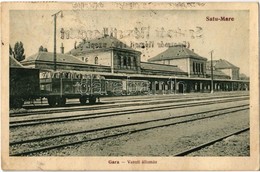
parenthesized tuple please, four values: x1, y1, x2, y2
(10, 67, 40, 108)
(40, 71, 151, 106)
(106, 79, 150, 96)
(10, 69, 151, 108)
(40, 71, 106, 106)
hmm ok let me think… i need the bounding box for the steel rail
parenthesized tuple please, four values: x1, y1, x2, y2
(173, 127, 250, 156)
(10, 107, 249, 156)
(10, 104, 249, 146)
(10, 97, 248, 128)
(11, 94, 249, 117)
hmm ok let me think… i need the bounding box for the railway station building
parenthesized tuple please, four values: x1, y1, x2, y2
(21, 35, 249, 94)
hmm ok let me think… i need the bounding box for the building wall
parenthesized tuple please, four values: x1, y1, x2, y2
(231, 68, 240, 80)
(190, 58, 207, 77)
(113, 50, 141, 73)
(220, 68, 232, 78)
(150, 58, 207, 78)
(169, 59, 188, 72)
(77, 50, 112, 66)
(34, 61, 111, 73)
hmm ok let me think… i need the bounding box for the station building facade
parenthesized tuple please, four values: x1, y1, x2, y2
(21, 35, 249, 94)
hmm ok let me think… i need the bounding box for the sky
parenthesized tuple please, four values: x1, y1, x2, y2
(10, 10, 249, 75)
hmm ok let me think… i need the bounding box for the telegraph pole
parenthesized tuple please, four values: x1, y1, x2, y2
(210, 50, 214, 93)
(52, 11, 63, 71)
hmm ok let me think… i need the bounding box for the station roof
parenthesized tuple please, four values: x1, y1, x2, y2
(141, 62, 186, 73)
(68, 35, 140, 55)
(23, 52, 86, 65)
(148, 44, 207, 62)
(206, 69, 230, 77)
(10, 56, 24, 68)
(239, 73, 249, 80)
(207, 59, 239, 69)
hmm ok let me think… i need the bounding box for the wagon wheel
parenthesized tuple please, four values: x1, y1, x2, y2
(48, 97, 57, 107)
(57, 97, 66, 106)
(89, 96, 96, 104)
(11, 98, 24, 108)
(79, 97, 87, 105)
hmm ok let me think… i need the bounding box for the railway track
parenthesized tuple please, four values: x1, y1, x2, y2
(10, 104, 249, 156)
(22, 91, 246, 109)
(10, 96, 249, 128)
(174, 127, 249, 156)
(11, 93, 249, 117)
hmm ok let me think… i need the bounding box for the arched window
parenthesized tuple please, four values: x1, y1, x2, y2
(133, 57, 137, 67)
(95, 56, 98, 64)
(118, 56, 121, 66)
(128, 57, 131, 67)
(85, 57, 88, 63)
(123, 56, 127, 66)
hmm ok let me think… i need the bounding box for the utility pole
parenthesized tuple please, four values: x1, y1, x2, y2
(210, 50, 214, 93)
(52, 11, 63, 71)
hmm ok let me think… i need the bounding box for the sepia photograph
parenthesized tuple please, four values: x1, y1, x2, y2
(2, 2, 259, 170)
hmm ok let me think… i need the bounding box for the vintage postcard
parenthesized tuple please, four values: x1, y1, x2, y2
(1, 2, 259, 170)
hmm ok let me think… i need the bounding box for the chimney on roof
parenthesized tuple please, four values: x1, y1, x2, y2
(192, 49, 194, 52)
(60, 43, 64, 54)
(74, 41, 77, 49)
(103, 28, 109, 37)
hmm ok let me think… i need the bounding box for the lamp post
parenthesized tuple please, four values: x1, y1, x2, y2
(175, 76, 177, 94)
(52, 11, 63, 71)
(168, 77, 172, 94)
(126, 76, 130, 95)
(210, 50, 214, 93)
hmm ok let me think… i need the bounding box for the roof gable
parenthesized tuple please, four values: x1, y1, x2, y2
(148, 44, 207, 62)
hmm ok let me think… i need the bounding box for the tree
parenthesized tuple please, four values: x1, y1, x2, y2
(14, 41, 25, 61)
(39, 45, 48, 52)
(9, 44, 13, 56)
(38, 45, 44, 52)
